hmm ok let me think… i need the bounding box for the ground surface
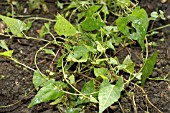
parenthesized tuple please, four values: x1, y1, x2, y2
(0, 0, 170, 113)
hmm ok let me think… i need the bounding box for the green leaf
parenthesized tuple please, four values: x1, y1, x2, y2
(39, 22, 51, 38)
(81, 17, 105, 31)
(86, 5, 101, 17)
(68, 74, 75, 84)
(118, 55, 135, 74)
(159, 10, 166, 20)
(98, 77, 124, 113)
(113, 36, 122, 46)
(25, 20, 32, 31)
(102, 26, 114, 36)
(96, 41, 105, 53)
(150, 12, 159, 20)
(134, 72, 142, 80)
(106, 40, 115, 51)
(57, 55, 65, 68)
(54, 14, 76, 37)
(28, 0, 49, 12)
(0, 15, 26, 36)
(73, 46, 89, 58)
(65, 43, 72, 52)
(129, 8, 149, 51)
(116, 0, 131, 8)
(109, 57, 119, 65)
(50, 95, 64, 105)
(90, 97, 98, 103)
(84, 44, 97, 53)
(0, 50, 13, 57)
(141, 52, 158, 87)
(76, 80, 96, 105)
(57, 1, 64, 9)
(116, 16, 129, 35)
(0, 40, 9, 50)
(94, 68, 108, 78)
(28, 0, 42, 10)
(63, 1, 81, 11)
(77, 12, 86, 23)
(101, 5, 109, 15)
(43, 49, 55, 56)
(67, 53, 88, 62)
(116, 7, 149, 51)
(67, 46, 89, 62)
(101, 5, 109, 21)
(28, 80, 67, 108)
(81, 80, 95, 94)
(33, 70, 48, 90)
(67, 107, 81, 113)
(91, 58, 108, 65)
(99, 79, 110, 89)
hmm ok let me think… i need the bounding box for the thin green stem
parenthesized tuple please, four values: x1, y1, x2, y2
(63, 90, 83, 96)
(148, 24, 170, 32)
(110, 11, 123, 17)
(118, 101, 125, 113)
(148, 71, 170, 81)
(34, 42, 51, 79)
(62, 59, 81, 94)
(148, 77, 169, 81)
(125, 38, 149, 84)
(10, 57, 36, 72)
(124, 78, 163, 113)
(49, 32, 56, 40)
(61, 59, 89, 99)
(137, 37, 149, 74)
(0, 33, 50, 42)
(23, 33, 50, 42)
(69, 6, 80, 22)
(0, 100, 21, 108)
(63, 90, 98, 96)
(24, 17, 56, 22)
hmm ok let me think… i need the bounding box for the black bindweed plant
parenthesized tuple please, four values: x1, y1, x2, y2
(0, 0, 169, 112)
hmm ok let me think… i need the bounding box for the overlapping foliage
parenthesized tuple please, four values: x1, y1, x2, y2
(0, 0, 164, 112)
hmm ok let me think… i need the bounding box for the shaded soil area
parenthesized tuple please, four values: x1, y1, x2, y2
(0, 0, 170, 113)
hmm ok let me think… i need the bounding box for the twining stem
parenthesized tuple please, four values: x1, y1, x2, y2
(22, 33, 50, 42)
(124, 37, 149, 85)
(24, 17, 56, 22)
(63, 90, 98, 96)
(0, 85, 36, 108)
(148, 24, 170, 32)
(0, 33, 50, 42)
(141, 88, 163, 113)
(79, 73, 101, 84)
(0, 100, 21, 108)
(10, 57, 36, 72)
(34, 42, 51, 79)
(148, 71, 170, 81)
(127, 80, 163, 113)
(62, 59, 81, 94)
(118, 101, 125, 113)
(61, 58, 90, 99)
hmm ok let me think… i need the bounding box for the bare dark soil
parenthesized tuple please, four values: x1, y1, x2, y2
(0, 0, 170, 113)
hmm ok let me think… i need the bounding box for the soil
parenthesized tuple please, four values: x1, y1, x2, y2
(0, 0, 170, 113)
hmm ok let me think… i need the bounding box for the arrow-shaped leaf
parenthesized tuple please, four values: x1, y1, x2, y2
(141, 52, 157, 86)
(98, 77, 124, 113)
(0, 15, 26, 36)
(28, 80, 67, 108)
